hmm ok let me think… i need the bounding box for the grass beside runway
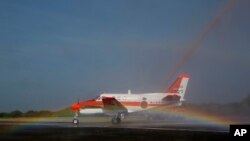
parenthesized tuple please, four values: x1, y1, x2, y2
(0, 117, 111, 123)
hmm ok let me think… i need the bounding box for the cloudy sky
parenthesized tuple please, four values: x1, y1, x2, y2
(0, 0, 250, 112)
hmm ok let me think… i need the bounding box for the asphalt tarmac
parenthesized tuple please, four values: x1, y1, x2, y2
(0, 121, 229, 141)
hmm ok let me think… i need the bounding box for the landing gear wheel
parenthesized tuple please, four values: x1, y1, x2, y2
(72, 111, 79, 126)
(111, 116, 121, 124)
(73, 119, 79, 125)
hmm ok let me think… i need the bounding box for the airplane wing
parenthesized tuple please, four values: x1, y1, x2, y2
(102, 97, 127, 113)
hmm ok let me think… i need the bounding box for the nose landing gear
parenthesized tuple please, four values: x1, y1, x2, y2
(73, 111, 79, 126)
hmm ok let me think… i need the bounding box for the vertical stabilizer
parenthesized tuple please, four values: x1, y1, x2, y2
(166, 74, 190, 102)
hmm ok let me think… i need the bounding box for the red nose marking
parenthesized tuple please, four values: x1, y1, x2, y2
(71, 104, 80, 110)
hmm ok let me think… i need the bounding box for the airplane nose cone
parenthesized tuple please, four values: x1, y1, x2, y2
(71, 104, 80, 110)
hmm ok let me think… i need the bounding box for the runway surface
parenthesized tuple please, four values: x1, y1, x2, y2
(0, 120, 229, 141)
(0, 120, 229, 131)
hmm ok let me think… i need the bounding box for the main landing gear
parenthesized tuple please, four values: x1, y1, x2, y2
(72, 112, 125, 125)
(111, 113, 125, 125)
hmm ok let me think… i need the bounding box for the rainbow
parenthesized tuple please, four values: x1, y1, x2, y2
(164, 0, 239, 84)
(146, 106, 233, 129)
(0, 107, 234, 135)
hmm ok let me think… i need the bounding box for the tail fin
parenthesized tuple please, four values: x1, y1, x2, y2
(165, 74, 190, 102)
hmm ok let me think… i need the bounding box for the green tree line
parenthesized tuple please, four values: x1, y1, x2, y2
(0, 110, 53, 118)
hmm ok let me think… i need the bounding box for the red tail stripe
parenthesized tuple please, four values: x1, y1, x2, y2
(166, 74, 189, 93)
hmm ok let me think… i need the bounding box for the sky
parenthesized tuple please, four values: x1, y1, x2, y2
(0, 0, 250, 112)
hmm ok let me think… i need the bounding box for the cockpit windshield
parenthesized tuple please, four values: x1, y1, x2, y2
(93, 96, 101, 100)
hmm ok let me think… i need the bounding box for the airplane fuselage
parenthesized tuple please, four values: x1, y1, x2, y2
(79, 93, 181, 115)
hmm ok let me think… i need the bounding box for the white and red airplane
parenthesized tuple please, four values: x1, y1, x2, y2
(71, 74, 190, 124)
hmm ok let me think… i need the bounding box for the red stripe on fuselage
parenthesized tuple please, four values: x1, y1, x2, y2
(72, 100, 163, 110)
(120, 101, 163, 107)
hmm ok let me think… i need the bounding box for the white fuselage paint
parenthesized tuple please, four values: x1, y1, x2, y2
(79, 93, 180, 114)
(80, 108, 103, 114)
